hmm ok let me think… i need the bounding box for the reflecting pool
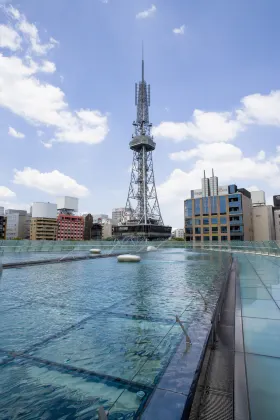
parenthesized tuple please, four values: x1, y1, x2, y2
(0, 249, 230, 419)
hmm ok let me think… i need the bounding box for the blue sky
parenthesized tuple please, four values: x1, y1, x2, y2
(0, 0, 280, 227)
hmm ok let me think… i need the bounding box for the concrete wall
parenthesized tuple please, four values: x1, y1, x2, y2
(252, 205, 275, 241)
(274, 209, 280, 241)
(242, 195, 253, 241)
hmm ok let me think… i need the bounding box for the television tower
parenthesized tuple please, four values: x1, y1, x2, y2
(115, 51, 171, 240)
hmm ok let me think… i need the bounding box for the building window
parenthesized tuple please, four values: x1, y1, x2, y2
(186, 236, 193, 241)
(195, 236, 201, 241)
(220, 217, 227, 224)
(203, 218, 209, 225)
(221, 226, 227, 233)
(195, 199, 201, 216)
(202, 197, 209, 215)
(204, 236, 210, 241)
(186, 228, 193, 234)
(219, 196, 227, 215)
(211, 217, 218, 224)
(185, 200, 193, 217)
(221, 236, 228, 241)
(212, 226, 218, 233)
(203, 227, 209, 233)
(211, 196, 217, 215)
(195, 227, 201, 234)
(194, 219, 201, 225)
(212, 236, 218, 241)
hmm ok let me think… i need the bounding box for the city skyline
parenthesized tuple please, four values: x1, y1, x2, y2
(1, 0, 280, 227)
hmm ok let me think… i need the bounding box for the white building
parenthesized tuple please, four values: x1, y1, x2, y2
(112, 208, 125, 225)
(57, 196, 78, 212)
(251, 190, 266, 206)
(252, 205, 275, 241)
(6, 212, 27, 240)
(32, 202, 57, 218)
(92, 214, 109, 224)
(173, 228, 184, 239)
(274, 209, 280, 241)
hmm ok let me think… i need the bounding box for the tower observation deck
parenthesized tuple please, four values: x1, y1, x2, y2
(113, 55, 172, 240)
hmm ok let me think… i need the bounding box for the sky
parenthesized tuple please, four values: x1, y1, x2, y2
(0, 0, 280, 228)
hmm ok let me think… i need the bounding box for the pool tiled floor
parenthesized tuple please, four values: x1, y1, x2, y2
(237, 254, 280, 419)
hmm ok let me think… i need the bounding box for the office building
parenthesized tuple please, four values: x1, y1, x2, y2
(185, 181, 253, 242)
(56, 196, 83, 241)
(173, 228, 184, 239)
(201, 171, 210, 197)
(83, 214, 93, 240)
(24, 214, 31, 239)
(0, 207, 4, 216)
(209, 169, 218, 196)
(5, 210, 27, 240)
(274, 209, 280, 241)
(252, 205, 275, 241)
(112, 208, 125, 225)
(30, 202, 57, 240)
(0, 216, 6, 239)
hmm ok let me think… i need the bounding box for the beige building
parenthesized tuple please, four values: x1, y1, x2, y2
(252, 205, 275, 241)
(30, 218, 57, 240)
(274, 209, 280, 241)
(30, 202, 57, 241)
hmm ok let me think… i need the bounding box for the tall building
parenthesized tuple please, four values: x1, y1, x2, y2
(30, 202, 57, 240)
(0, 216, 6, 239)
(83, 214, 93, 240)
(209, 169, 218, 196)
(24, 214, 31, 239)
(273, 195, 280, 241)
(92, 214, 109, 224)
(114, 55, 171, 240)
(56, 197, 84, 241)
(252, 205, 275, 241)
(112, 208, 125, 225)
(5, 210, 27, 240)
(185, 183, 253, 242)
(201, 171, 210, 197)
(0, 207, 4, 216)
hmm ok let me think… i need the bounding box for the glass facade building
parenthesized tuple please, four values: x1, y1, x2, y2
(184, 191, 253, 242)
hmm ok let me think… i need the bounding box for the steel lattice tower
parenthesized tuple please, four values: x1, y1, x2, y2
(124, 56, 164, 226)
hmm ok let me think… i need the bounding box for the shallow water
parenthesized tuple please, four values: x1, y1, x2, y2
(0, 249, 230, 419)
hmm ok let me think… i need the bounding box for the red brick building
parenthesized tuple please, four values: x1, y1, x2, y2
(56, 214, 84, 241)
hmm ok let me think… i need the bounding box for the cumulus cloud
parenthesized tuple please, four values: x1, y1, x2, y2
(0, 24, 21, 50)
(0, 186, 16, 198)
(13, 167, 89, 197)
(136, 4, 156, 19)
(153, 90, 280, 144)
(173, 25, 185, 35)
(8, 126, 25, 138)
(0, 6, 109, 145)
(153, 110, 243, 143)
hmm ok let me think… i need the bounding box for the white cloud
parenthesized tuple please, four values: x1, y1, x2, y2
(40, 60, 56, 73)
(173, 24, 185, 35)
(0, 24, 21, 50)
(8, 126, 25, 138)
(256, 150, 266, 161)
(153, 110, 243, 143)
(154, 90, 280, 144)
(37, 130, 44, 137)
(13, 167, 89, 197)
(158, 144, 280, 226)
(0, 7, 109, 146)
(40, 140, 52, 148)
(136, 4, 156, 19)
(0, 186, 16, 198)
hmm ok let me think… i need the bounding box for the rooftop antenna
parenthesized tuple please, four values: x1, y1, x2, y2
(142, 41, 144, 82)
